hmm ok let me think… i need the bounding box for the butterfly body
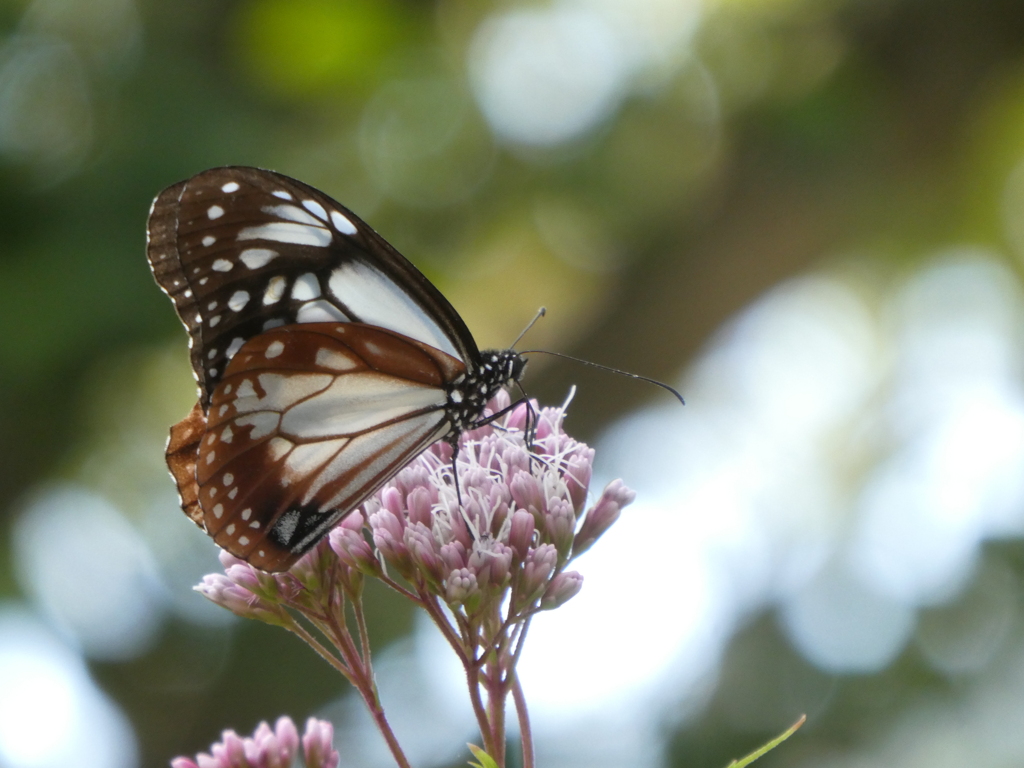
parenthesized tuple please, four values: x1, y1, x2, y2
(148, 167, 525, 571)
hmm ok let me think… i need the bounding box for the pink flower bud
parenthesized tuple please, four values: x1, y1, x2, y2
(519, 544, 558, 605)
(405, 523, 443, 585)
(302, 718, 340, 768)
(489, 543, 513, 586)
(329, 527, 381, 576)
(469, 542, 513, 589)
(504, 399, 531, 432)
(217, 730, 246, 764)
(573, 479, 635, 557)
(440, 540, 467, 573)
(508, 510, 535, 560)
(339, 511, 364, 531)
(510, 473, 544, 516)
(446, 567, 479, 606)
(544, 498, 576, 560)
(563, 449, 594, 512)
(406, 487, 434, 527)
(196, 573, 287, 625)
(381, 486, 405, 517)
(541, 570, 583, 609)
(370, 510, 413, 575)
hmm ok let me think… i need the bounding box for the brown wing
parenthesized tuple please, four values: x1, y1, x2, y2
(167, 322, 465, 572)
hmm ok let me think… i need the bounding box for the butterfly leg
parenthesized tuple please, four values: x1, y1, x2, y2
(448, 436, 464, 508)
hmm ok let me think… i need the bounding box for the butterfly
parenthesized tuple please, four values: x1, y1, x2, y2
(147, 167, 526, 572)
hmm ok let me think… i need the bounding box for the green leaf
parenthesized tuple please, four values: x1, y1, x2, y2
(466, 743, 500, 768)
(726, 715, 807, 768)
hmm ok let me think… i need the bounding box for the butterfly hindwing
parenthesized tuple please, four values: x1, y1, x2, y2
(192, 322, 462, 571)
(147, 166, 479, 407)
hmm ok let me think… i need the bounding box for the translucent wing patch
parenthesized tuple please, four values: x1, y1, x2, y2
(170, 322, 464, 572)
(147, 166, 479, 407)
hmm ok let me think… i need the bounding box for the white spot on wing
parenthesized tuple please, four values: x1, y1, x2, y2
(208, 205, 224, 219)
(232, 373, 333, 417)
(303, 199, 329, 221)
(272, 190, 292, 200)
(297, 300, 348, 323)
(315, 347, 358, 371)
(268, 436, 293, 460)
(209, 315, 221, 327)
(292, 273, 321, 301)
(226, 337, 245, 359)
(240, 248, 278, 269)
(238, 222, 332, 247)
(234, 411, 280, 440)
(202, 235, 216, 247)
(264, 203, 326, 227)
(265, 340, 284, 358)
(330, 210, 357, 234)
(221, 181, 240, 193)
(228, 290, 250, 311)
(263, 276, 286, 305)
(328, 262, 460, 358)
(213, 259, 233, 272)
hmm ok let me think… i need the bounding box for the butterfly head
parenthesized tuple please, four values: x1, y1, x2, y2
(486, 348, 527, 391)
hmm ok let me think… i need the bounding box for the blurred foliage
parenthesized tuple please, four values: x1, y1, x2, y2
(4, 0, 1024, 765)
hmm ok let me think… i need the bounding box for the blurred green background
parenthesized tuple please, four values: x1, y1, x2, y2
(5, 0, 1024, 766)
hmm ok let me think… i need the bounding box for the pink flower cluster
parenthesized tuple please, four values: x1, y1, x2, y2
(330, 391, 635, 619)
(198, 392, 634, 626)
(171, 716, 338, 768)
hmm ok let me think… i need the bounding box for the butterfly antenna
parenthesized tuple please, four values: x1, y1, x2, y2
(519, 349, 685, 406)
(510, 307, 547, 349)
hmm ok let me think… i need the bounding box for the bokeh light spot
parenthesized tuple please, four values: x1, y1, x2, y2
(13, 484, 166, 660)
(469, 6, 629, 147)
(0, 606, 137, 768)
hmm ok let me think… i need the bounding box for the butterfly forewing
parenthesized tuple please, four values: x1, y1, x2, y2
(192, 323, 464, 571)
(147, 166, 479, 406)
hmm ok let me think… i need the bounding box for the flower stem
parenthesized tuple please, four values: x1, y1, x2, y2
(465, 662, 497, 758)
(320, 601, 414, 768)
(511, 674, 535, 768)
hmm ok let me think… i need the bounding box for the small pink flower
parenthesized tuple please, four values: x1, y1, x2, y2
(302, 718, 340, 768)
(328, 525, 381, 576)
(541, 570, 584, 610)
(572, 479, 636, 557)
(171, 716, 338, 768)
